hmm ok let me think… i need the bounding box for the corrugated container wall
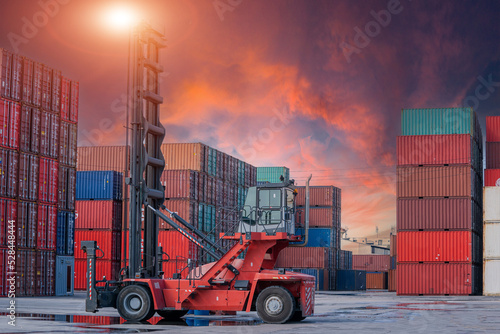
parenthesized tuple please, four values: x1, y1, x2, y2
(483, 223, 500, 259)
(256, 167, 290, 184)
(76, 171, 123, 200)
(397, 166, 480, 198)
(161, 143, 206, 172)
(397, 198, 482, 232)
(296, 186, 341, 207)
(77, 146, 129, 172)
(336, 270, 366, 291)
(401, 108, 482, 145)
(275, 247, 330, 269)
(483, 260, 500, 296)
(75, 201, 122, 230)
(390, 234, 397, 257)
(397, 135, 481, 172)
(397, 231, 481, 263)
(366, 272, 387, 289)
(486, 142, 500, 169)
(352, 255, 390, 272)
(486, 116, 500, 142)
(397, 263, 481, 295)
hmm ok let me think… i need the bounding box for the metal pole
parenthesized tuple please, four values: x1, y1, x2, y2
(122, 26, 131, 273)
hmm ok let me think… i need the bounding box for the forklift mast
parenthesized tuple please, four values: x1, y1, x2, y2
(127, 21, 167, 279)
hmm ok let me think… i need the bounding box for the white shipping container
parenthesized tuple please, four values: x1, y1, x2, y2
(484, 187, 500, 222)
(484, 260, 500, 296)
(484, 223, 500, 259)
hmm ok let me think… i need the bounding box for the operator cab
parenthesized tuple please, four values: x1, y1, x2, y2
(238, 181, 296, 235)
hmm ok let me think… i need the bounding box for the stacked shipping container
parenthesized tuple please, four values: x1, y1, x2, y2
(397, 108, 483, 295)
(0, 48, 78, 296)
(352, 254, 390, 290)
(74, 171, 123, 290)
(483, 116, 500, 296)
(389, 234, 397, 292)
(275, 183, 341, 291)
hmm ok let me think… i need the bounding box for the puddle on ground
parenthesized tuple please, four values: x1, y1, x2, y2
(0, 312, 263, 328)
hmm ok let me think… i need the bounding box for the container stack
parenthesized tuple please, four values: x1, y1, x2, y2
(353, 255, 390, 289)
(483, 116, 500, 296)
(0, 48, 78, 296)
(257, 167, 290, 184)
(397, 108, 483, 295)
(275, 185, 341, 290)
(159, 143, 257, 276)
(73, 171, 123, 290)
(388, 234, 397, 292)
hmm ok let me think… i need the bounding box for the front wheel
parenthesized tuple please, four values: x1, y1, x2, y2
(116, 285, 155, 322)
(256, 286, 296, 324)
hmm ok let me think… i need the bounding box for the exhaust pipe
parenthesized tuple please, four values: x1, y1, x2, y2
(292, 174, 311, 247)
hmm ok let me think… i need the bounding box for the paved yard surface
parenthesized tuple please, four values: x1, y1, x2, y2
(1, 291, 499, 333)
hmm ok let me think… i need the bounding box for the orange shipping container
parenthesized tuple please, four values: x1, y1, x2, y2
(161, 143, 206, 172)
(388, 270, 397, 292)
(77, 146, 129, 172)
(366, 272, 387, 289)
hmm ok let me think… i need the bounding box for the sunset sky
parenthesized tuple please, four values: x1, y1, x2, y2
(1, 0, 499, 239)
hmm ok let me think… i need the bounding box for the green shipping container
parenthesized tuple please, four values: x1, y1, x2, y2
(257, 167, 290, 183)
(401, 108, 482, 145)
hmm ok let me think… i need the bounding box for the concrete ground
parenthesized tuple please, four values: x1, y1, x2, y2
(1, 291, 499, 333)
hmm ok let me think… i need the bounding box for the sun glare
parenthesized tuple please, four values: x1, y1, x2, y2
(106, 6, 137, 30)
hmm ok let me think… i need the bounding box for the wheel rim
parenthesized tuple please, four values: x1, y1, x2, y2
(265, 295, 283, 315)
(124, 294, 144, 314)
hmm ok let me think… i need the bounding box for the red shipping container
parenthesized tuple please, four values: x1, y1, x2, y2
(0, 99, 20, 149)
(60, 77, 70, 121)
(33, 62, 42, 107)
(485, 169, 500, 187)
(161, 170, 198, 201)
(22, 57, 34, 104)
(486, 116, 500, 142)
(35, 250, 55, 295)
(38, 204, 57, 250)
(397, 135, 480, 168)
(0, 49, 12, 98)
(0, 149, 19, 198)
(295, 207, 335, 228)
(0, 199, 17, 246)
(275, 247, 330, 269)
(41, 65, 52, 110)
(11, 54, 22, 101)
(74, 259, 120, 290)
(397, 198, 482, 232)
(353, 255, 390, 272)
(397, 263, 480, 295)
(75, 200, 122, 230)
(296, 186, 340, 207)
(39, 158, 58, 204)
(158, 230, 198, 261)
(49, 113, 59, 158)
(486, 142, 500, 169)
(20, 106, 39, 153)
(19, 153, 39, 201)
(51, 69, 61, 112)
(390, 234, 397, 257)
(397, 231, 481, 263)
(39, 110, 50, 156)
(397, 166, 479, 198)
(58, 166, 74, 209)
(70, 81, 79, 122)
(0, 248, 7, 296)
(74, 230, 121, 260)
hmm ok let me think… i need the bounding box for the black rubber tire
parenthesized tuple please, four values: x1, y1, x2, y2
(256, 286, 296, 324)
(157, 310, 188, 320)
(116, 285, 155, 322)
(289, 310, 307, 322)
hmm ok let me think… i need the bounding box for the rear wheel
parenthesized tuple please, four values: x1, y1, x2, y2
(256, 286, 295, 324)
(157, 310, 188, 320)
(117, 285, 155, 322)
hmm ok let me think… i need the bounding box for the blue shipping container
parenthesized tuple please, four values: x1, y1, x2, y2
(297, 268, 329, 291)
(76, 171, 123, 200)
(292, 228, 333, 248)
(336, 270, 366, 291)
(57, 211, 75, 256)
(55, 256, 74, 296)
